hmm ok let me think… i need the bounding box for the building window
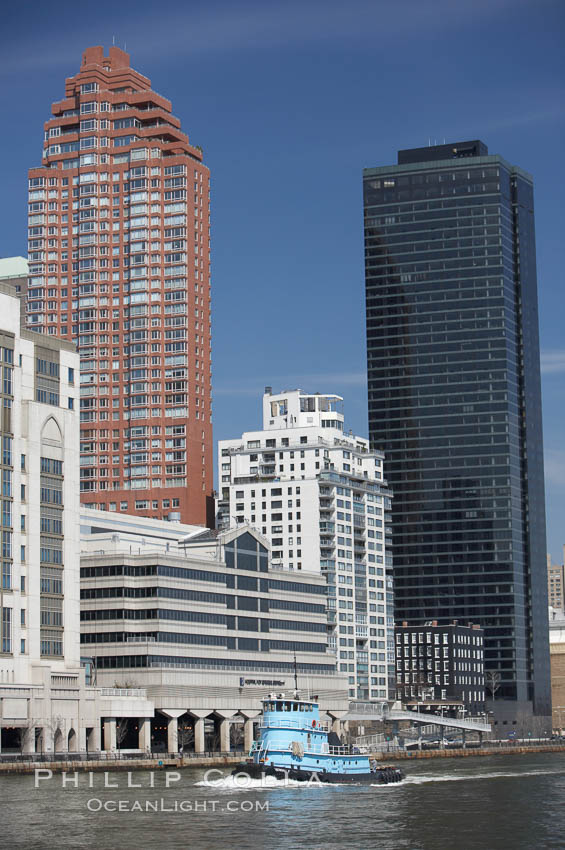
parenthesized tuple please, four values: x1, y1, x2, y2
(2, 561, 10, 590)
(2, 607, 11, 653)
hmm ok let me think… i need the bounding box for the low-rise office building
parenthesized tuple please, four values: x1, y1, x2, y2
(80, 519, 349, 752)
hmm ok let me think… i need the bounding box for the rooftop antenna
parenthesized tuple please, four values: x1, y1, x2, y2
(112, 35, 115, 45)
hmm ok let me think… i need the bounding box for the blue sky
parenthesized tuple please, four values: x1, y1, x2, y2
(1, 0, 564, 559)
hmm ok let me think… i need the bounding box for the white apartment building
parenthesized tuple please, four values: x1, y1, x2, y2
(0, 284, 95, 751)
(0, 287, 157, 755)
(218, 388, 395, 702)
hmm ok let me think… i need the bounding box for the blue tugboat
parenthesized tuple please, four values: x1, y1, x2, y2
(233, 693, 404, 785)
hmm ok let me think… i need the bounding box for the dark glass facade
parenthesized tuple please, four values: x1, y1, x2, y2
(363, 141, 551, 717)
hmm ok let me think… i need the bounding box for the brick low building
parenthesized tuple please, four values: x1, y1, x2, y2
(395, 620, 485, 714)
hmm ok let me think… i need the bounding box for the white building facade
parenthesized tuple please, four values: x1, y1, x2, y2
(218, 388, 395, 702)
(0, 284, 102, 752)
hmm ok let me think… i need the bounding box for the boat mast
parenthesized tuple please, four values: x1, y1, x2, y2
(293, 651, 298, 693)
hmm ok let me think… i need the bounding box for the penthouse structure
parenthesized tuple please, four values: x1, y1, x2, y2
(0, 257, 29, 312)
(27, 46, 213, 526)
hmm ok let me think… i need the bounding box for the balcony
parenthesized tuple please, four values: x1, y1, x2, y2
(233, 474, 280, 485)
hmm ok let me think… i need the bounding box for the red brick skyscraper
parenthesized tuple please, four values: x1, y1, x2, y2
(27, 46, 213, 526)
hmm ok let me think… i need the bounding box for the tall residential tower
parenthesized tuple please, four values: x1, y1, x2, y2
(27, 46, 213, 526)
(363, 141, 551, 722)
(218, 389, 395, 701)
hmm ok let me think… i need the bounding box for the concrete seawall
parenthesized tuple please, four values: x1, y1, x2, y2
(0, 755, 244, 775)
(1, 745, 564, 774)
(375, 744, 565, 761)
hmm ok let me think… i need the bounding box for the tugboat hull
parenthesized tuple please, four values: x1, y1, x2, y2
(232, 762, 404, 785)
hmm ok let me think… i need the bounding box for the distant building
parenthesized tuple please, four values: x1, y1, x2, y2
(0, 257, 28, 326)
(80, 518, 349, 751)
(218, 387, 395, 702)
(547, 552, 565, 612)
(549, 608, 565, 732)
(395, 620, 485, 714)
(364, 140, 551, 722)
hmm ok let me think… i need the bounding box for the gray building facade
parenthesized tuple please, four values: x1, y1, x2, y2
(363, 141, 550, 721)
(80, 524, 349, 751)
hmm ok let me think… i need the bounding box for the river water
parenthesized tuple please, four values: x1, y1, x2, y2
(2, 752, 564, 850)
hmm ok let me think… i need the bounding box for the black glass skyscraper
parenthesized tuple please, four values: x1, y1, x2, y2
(363, 141, 550, 720)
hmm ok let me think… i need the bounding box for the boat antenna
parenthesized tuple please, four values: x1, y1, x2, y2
(293, 651, 298, 693)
